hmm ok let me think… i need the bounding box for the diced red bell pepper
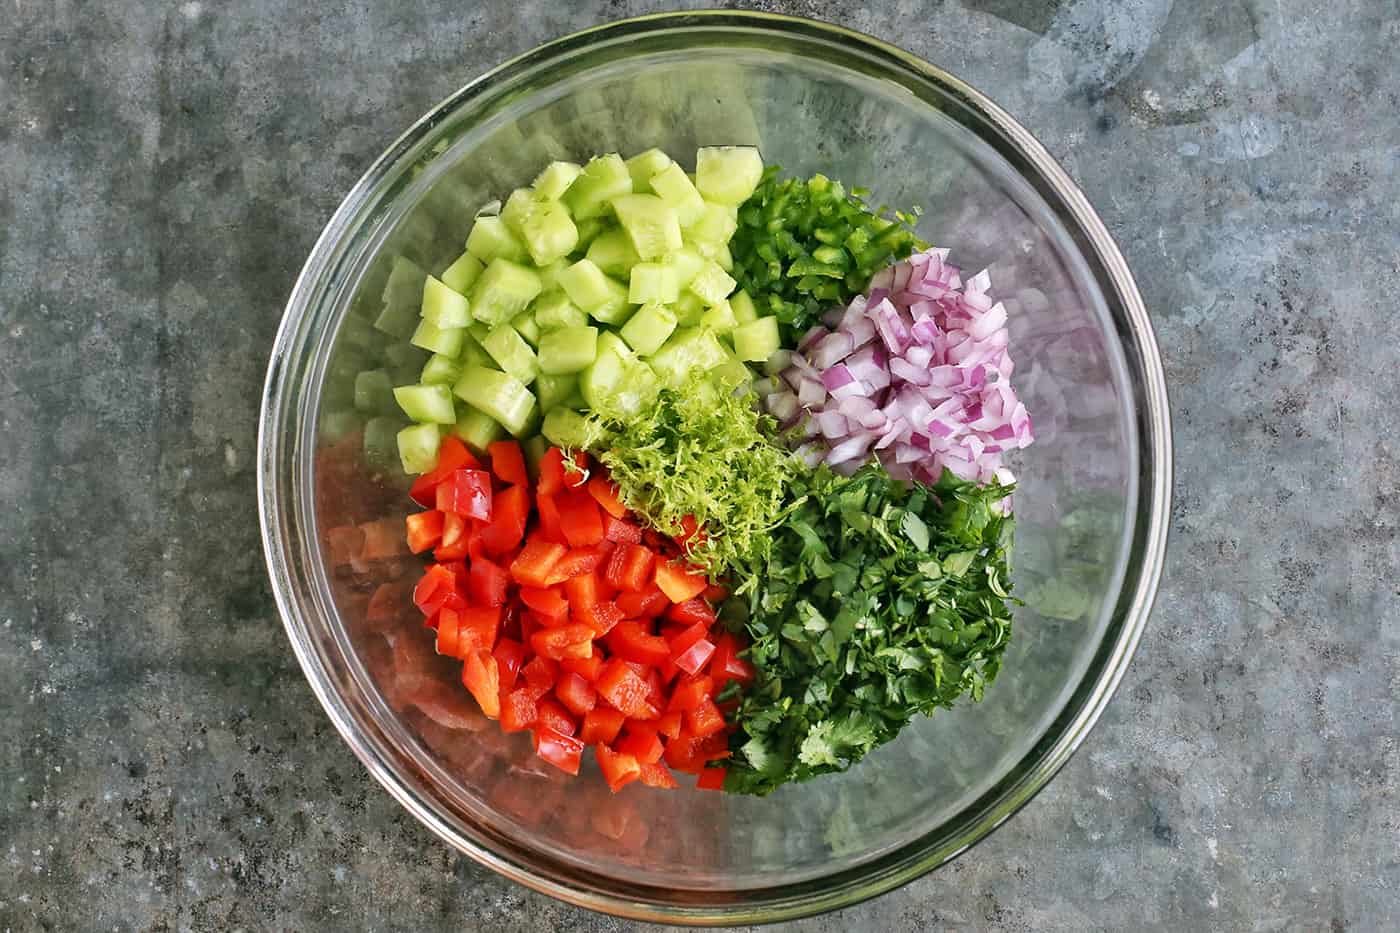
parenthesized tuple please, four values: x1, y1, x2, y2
(560, 645, 605, 682)
(602, 514, 643, 544)
(530, 623, 596, 661)
(654, 560, 708, 604)
(685, 697, 727, 738)
(409, 437, 481, 506)
(667, 621, 709, 656)
(487, 440, 528, 487)
(554, 671, 597, 718)
(605, 620, 671, 667)
(499, 687, 539, 733)
(666, 597, 716, 627)
(510, 538, 567, 588)
(535, 492, 566, 544)
(457, 606, 501, 654)
(435, 469, 493, 521)
(663, 735, 702, 773)
(667, 675, 714, 713)
(405, 510, 445, 554)
(603, 543, 656, 593)
(413, 563, 461, 617)
(518, 586, 569, 621)
(492, 637, 527, 691)
(695, 766, 727, 791)
(616, 725, 664, 765)
(702, 584, 730, 603)
(535, 697, 577, 737)
(563, 572, 601, 614)
(562, 450, 590, 488)
(431, 511, 471, 561)
(435, 607, 461, 657)
(643, 667, 666, 716)
(557, 489, 605, 548)
(675, 514, 707, 551)
(532, 726, 583, 775)
(586, 476, 628, 519)
(543, 544, 609, 585)
(579, 707, 626, 746)
(656, 710, 683, 739)
(709, 632, 756, 685)
(521, 655, 558, 691)
(596, 658, 656, 719)
(638, 761, 679, 789)
(673, 638, 716, 676)
(478, 485, 529, 555)
(578, 600, 623, 637)
(537, 447, 567, 497)
(467, 557, 509, 608)
(462, 649, 500, 718)
(616, 585, 669, 619)
(595, 744, 642, 792)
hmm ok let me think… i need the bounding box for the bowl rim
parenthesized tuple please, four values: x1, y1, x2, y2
(259, 9, 1172, 925)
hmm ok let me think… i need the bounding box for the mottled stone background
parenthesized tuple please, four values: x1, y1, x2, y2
(2, 1, 1397, 930)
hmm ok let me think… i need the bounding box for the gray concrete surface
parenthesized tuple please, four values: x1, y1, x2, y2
(2, 0, 1397, 930)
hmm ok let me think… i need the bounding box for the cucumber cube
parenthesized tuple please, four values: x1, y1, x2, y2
(535, 372, 580, 411)
(410, 319, 468, 358)
(419, 353, 463, 386)
(695, 146, 764, 206)
(538, 325, 599, 375)
(375, 256, 427, 338)
(319, 408, 361, 443)
(665, 247, 705, 290)
(532, 291, 588, 332)
(563, 153, 633, 220)
(441, 251, 485, 294)
(535, 258, 569, 293)
(520, 200, 579, 266)
(612, 194, 683, 260)
(353, 369, 396, 414)
(581, 352, 659, 418)
(647, 327, 730, 387)
(421, 275, 472, 328)
(366, 415, 405, 468)
(649, 163, 707, 228)
(596, 330, 633, 360)
(619, 302, 677, 355)
(481, 324, 539, 385)
(453, 365, 538, 437)
(510, 311, 541, 347)
(452, 407, 506, 456)
(542, 407, 603, 449)
(393, 383, 457, 424)
(533, 161, 583, 201)
(714, 243, 733, 272)
(729, 288, 758, 324)
(671, 291, 706, 326)
(628, 262, 679, 304)
(712, 356, 754, 392)
(471, 259, 543, 325)
(466, 215, 528, 263)
(685, 202, 739, 256)
(384, 341, 428, 385)
(585, 228, 642, 277)
(732, 315, 782, 363)
(687, 260, 736, 307)
(625, 148, 673, 193)
(700, 298, 738, 332)
(558, 259, 632, 325)
(397, 423, 441, 474)
(500, 188, 539, 236)
(573, 217, 607, 254)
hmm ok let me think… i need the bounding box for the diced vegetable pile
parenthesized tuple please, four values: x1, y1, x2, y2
(340, 143, 1036, 796)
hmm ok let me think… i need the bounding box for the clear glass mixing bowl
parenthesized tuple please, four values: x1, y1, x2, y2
(258, 11, 1171, 924)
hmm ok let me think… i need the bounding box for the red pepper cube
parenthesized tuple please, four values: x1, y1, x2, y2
(405, 510, 445, 554)
(519, 586, 569, 621)
(579, 707, 626, 746)
(521, 655, 559, 691)
(563, 572, 602, 615)
(595, 744, 642, 792)
(616, 585, 670, 619)
(467, 556, 510, 608)
(579, 599, 624, 637)
(586, 475, 628, 519)
(604, 543, 656, 593)
(615, 725, 664, 765)
(435, 469, 493, 521)
(602, 514, 643, 544)
(535, 697, 578, 737)
(435, 607, 461, 657)
(656, 710, 684, 739)
(596, 658, 655, 719)
(510, 538, 568, 588)
(666, 597, 716, 628)
(413, 564, 461, 617)
(562, 450, 590, 488)
(695, 766, 727, 791)
(409, 437, 482, 506)
(537, 447, 567, 497)
(559, 645, 605, 683)
(654, 560, 708, 604)
(492, 638, 527, 691)
(673, 638, 715, 676)
(685, 697, 727, 738)
(487, 440, 528, 487)
(638, 761, 679, 789)
(461, 649, 501, 719)
(557, 489, 605, 548)
(478, 485, 529, 555)
(544, 544, 609, 586)
(605, 620, 672, 667)
(530, 623, 596, 662)
(554, 671, 598, 718)
(532, 726, 583, 775)
(499, 687, 540, 733)
(667, 675, 715, 713)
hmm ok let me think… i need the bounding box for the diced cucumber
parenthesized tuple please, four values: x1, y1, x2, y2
(535, 258, 569, 293)
(532, 290, 588, 331)
(533, 161, 583, 200)
(522, 434, 550, 472)
(671, 291, 706, 326)
(534, 372, 579, 411)
(562, 153, 633, 220)
(384, 341, 428, 386)
(538, 325, 599, 375)
(687, 260, 736, 307)
(612, 194, 683, 260)
(732, 315, 782, 363)
(471, 259, 543, 325)
(581, 352, 660, 418)
(573, 217, 607, 253)
(647, 327, 730, 387)
(394, 383, 457, 424)
(619, 302, 677, 355)
(340, 314, 374, 352)
(596, 330, 633, 360)
(366, 415, 405, 468)
(500, 188, 539, 236)
(712, 355, 754, 392)
(510, 311, 541, 347)
(466, 215, 528, 263)
(397, 422, 441, 474)
(714, 243, 733, 272)
(459, 337, 494, 371)
(729, 288, 758, 324)
(375, 256, 427, 338)
(319, 408, 361, 442)
(665, 247, 705, 290)
(542, 407, 603, 449)
(410, 319, 468, 358)
(441, 251, 485, 294)
(699, 298, 738, 332)
(685, 202, 739, 256)
(480, 324, 539, 385)
(695, 146, 764, 206)
(419, 354, 463, 386)
(354, 369, 396, 414)
(585, 228, 642, 277)
(628, 262, 679, 304)
(625, 148, 673, 193)
(453, 365, 538, 437)
(649, 163, 706, 228)
(558, 259, 631, 325)
(468, 321, 492, 346)
(421, 275, 472, 328)
(452, 407, 505, 456)
(520, 200, 579, 266)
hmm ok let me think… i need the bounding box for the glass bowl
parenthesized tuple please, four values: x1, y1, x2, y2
(258, 10, 1171, 925)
